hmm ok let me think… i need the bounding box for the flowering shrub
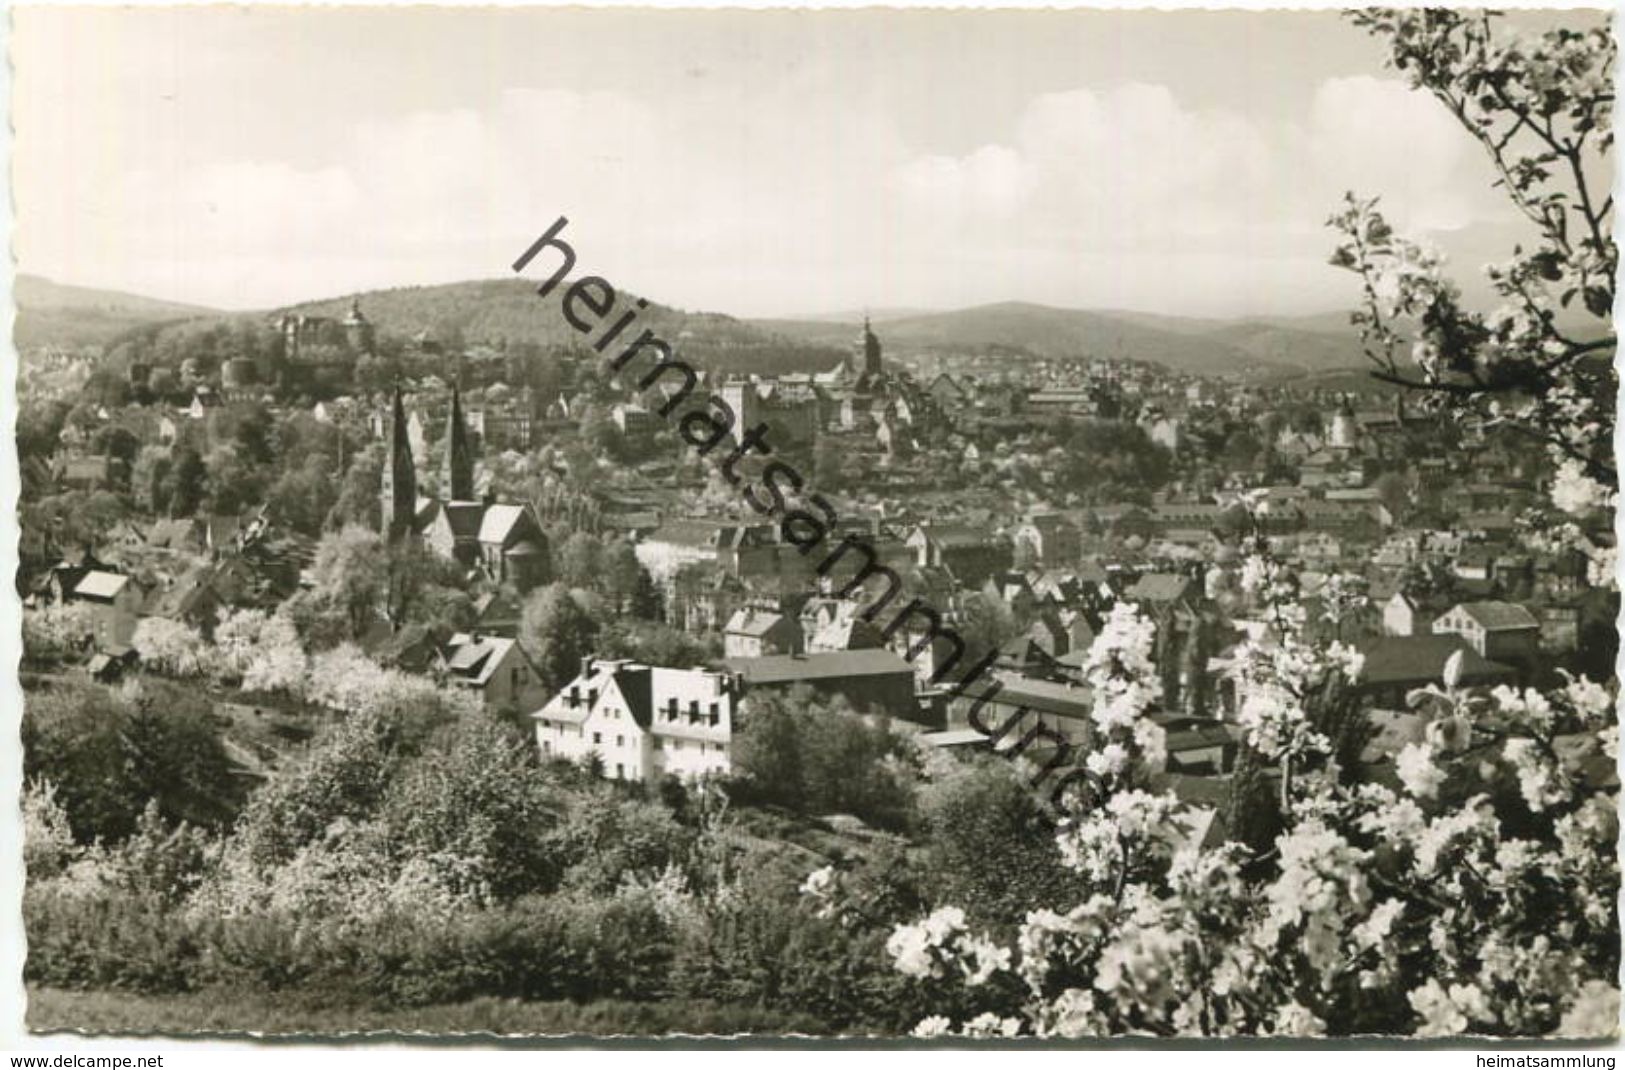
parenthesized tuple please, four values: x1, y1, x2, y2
(1329, 10, 1616, 592)
(214, 608, 309, 696)
(875, 633, 1617, 1036)
(131, 617, 210, 678)
(21, 601, 96, 666)
(868, 12, 1618, 1036)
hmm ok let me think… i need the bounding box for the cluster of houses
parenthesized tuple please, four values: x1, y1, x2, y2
(23, 308, 1612, 834)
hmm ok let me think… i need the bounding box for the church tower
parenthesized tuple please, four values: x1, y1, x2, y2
(851, 315, 884, 388)
(444, 387, 475, 502)
(382, 387, 418, 543)
(1330, 395, 1358, 451)
(344, 297, 375, 355)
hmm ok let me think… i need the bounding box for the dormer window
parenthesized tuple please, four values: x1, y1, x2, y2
(568, 687, 580, 709)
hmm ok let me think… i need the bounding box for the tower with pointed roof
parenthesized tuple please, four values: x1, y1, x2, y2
(1330, 394, 1358, 452)
(852, 314, 884, 383)
(444, 387, 475, 502)
(344, 296, 375, 355)
(381, 388, 418, 542)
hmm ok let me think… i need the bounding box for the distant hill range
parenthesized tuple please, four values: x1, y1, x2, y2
(279, 278, 850, 376)
(754, 301, 1373, 380)
(21, 275, 1380, 381)
(15, 274, 220, 349)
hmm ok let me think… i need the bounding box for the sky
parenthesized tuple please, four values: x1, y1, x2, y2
(12, 6, 1610, 319)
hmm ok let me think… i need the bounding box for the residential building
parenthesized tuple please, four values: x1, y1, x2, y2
(531, 658, 739, 782)
(71, 570, 143, 651)
(720, 649, 920, 721)
(1431, 601, 1542, 666)
(439, 632, 544, 712)
(723, 607, 802, 658)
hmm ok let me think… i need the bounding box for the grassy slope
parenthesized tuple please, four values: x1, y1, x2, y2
(27, 987, 834, 1039)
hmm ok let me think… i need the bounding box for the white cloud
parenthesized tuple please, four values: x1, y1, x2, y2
(19, 56, 1513, 317)
(1304, 75, 1486, 232)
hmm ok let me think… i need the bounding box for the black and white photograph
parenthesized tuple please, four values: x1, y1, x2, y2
(7, 1, 1620, 1046)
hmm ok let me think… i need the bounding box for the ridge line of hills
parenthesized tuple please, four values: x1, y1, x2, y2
(17, 273, 1374, 381)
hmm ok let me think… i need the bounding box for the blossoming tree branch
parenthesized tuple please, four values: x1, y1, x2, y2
(801, 9, 1621, 1039)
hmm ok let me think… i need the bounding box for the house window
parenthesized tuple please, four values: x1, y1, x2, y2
(617, 735, 625, 748)
(653, 738, 663, 751)
(592, 732, 602, 745)
(569, 687, 580, 708)
(672, 739, 683, 751)
(615, 763, 624, 779)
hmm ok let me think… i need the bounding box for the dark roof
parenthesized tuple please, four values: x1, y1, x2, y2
(611, 666, 653, 730)
(1126, 572, 1192, 603)
(726, 608, 792, 638)
(1454, 601, 1540, 631)
(721, 649, 913, 684)
(146, 518, 200, 550)
(441, 502, 485, 539)
(918, 523, 1004, 549)
(145, 573, 215, 620)
(1354, 636, 1516, 689)
(648, 519, 724, 549)
(960, 674, 1093, 719)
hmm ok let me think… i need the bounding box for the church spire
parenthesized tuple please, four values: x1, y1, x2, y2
(852, 312, 883, 385)
(382, 387, 417, 543)
(444, 387, 475, 502)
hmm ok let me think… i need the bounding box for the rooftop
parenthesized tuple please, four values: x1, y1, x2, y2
(720, 649, 914, 684)
(1354, 636, 1516, 689)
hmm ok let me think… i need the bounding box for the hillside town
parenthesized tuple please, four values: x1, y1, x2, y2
(19, 285, 1614, 815)
(15, 3, 1618, 1044)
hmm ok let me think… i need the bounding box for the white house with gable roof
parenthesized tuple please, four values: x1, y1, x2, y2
(531, 657, 740, 782)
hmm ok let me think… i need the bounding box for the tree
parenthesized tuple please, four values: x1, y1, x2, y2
(308, 525, 389, 638)
(16, 399, 69, 463)
(731, 686, 909, 827)
(868, 17, 1620, 1038)
(204, 444, 266, 515)
(267, 455, 341, 537)
(162, 447, 208, 518)
(130, 446, 174, 516)
(326, 443, 384, 532)
(21, 602, 96, 666)
(1373, 470, 1412, 522)
(556, 530, 603, 591)
(958, 588, 1019, 664)
(381, 711, 561, 900)
(1329, 10, 1615, 585)
(601, 538, 644, 615)
(131, 617, 208, 677)
(22, 679, 242, 843)
(215, 609, 309, 695)
(519, 583, 601, 694)
(600, 620, 717, 668)
(91, 425, 140, 466)
(915, 755, 1083, 928)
